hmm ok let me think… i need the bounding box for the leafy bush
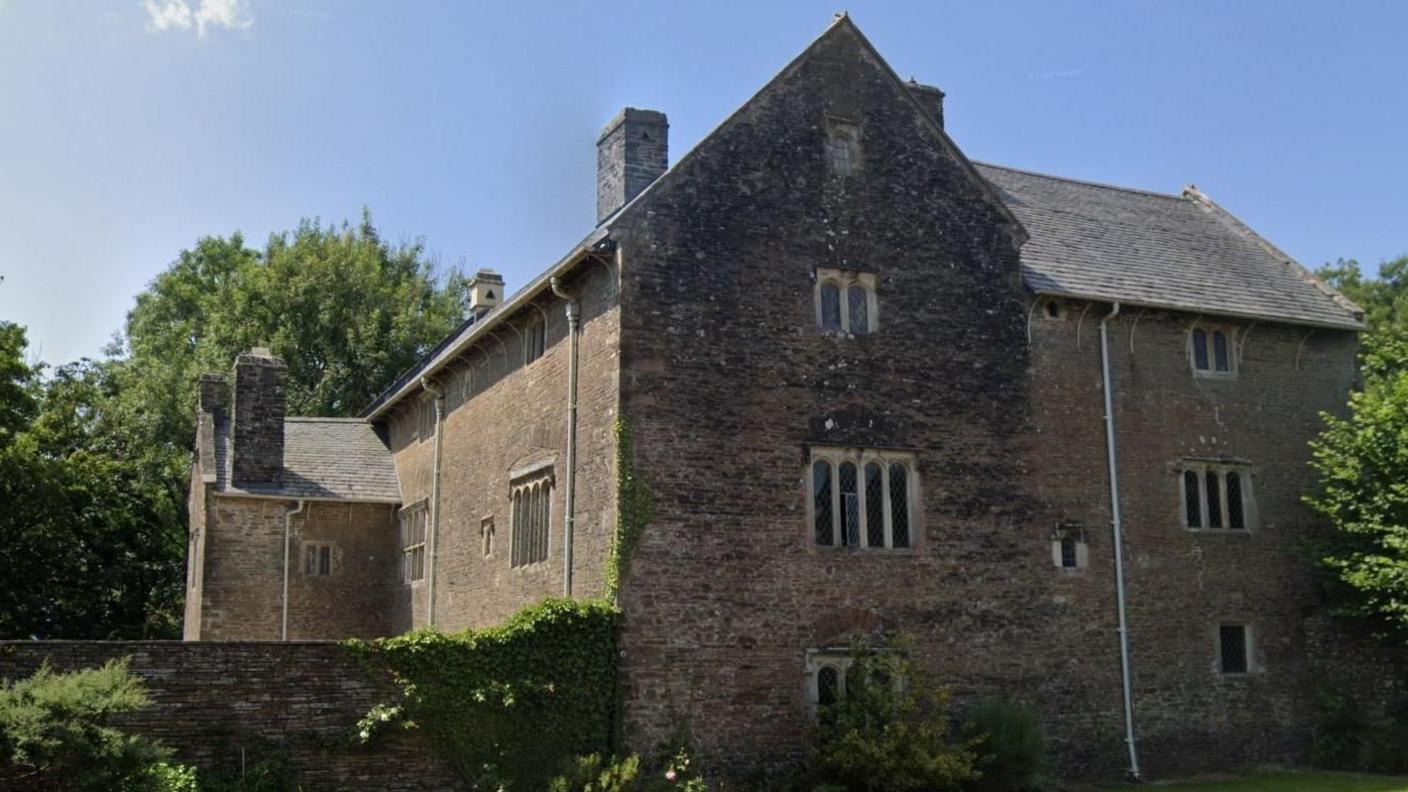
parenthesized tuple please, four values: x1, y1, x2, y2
(139, 761, 200, 792)
(549, 753, 641, 792)
(963, 696, 1047, 791)
(809, 635, 979, 791)
(347, 597, 621, 789)
(0, 658, 174, 791)
(1312, 686, 1366, 770)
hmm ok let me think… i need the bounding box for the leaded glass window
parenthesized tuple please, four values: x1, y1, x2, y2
(1184, 470, 1202, 528)
(1212, 330, 1230, 372)
(839, 462, 859, 547)
(820, 282, 841, 331)
(848, 285, 869, 335)
(1220, 624, 1248, 673)
(1192, 328, 1209, 370)
(1226, 471, 1244, 529)
(1206, 470, 1223, 528)
(889, 463, 909, 548)
(865, 463, 884, 547)
(813, 460, 834, 546)
(817, 666, 840, 707)
(1060, 537, 1078, 568)
(809, 450, 915, 550)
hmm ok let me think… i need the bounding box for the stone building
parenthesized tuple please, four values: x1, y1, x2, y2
(184, 15, 1390, 779)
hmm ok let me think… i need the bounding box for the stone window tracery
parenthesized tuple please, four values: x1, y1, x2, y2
(809, 447, 915, 550)
(814, 268, 877, 335)
(1181, 462, 1252, 530)
(511, 472, 552, 567)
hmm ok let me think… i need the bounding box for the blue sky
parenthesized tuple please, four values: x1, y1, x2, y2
(1, 1, 1404, 366)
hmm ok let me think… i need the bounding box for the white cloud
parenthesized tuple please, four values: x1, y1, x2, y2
(142, 0, 253, 36)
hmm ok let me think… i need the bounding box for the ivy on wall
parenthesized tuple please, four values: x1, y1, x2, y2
(346, 598, 620, 789)
(604, 417, 653, 603)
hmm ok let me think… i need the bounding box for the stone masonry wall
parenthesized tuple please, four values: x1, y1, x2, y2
(195, 498, 399, 640)
(383, 261, 620, 633)
(1026, 303, 1361, 776)
(607, 18, 1377, 782)
(612, 20, 1040, 776)
(0, 641, 460, 790)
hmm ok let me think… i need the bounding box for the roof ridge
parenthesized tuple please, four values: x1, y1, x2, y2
(973, 161, 1186, 201)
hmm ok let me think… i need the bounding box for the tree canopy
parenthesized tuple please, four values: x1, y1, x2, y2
(1308, 254, 1408, 644)
(0, 211, 469, 638)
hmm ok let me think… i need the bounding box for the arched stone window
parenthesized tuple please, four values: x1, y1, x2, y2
(1190, 325, 1236, 377)
(809, 448, 916, 550)
(814, 268, 878, 334)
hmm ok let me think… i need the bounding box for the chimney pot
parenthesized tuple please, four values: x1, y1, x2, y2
(597, 107, 668, 225)
(468, 268, 505, 315)
(231, 349, 287, 488)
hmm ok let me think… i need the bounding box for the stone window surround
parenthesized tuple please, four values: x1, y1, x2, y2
(302, 541, 334, 577)
(824, 117, 861, 178)
(480, 515, 495, 558)
(398, 500, 428, 585)
(1050, 522, 1089, 570)
(804, 648, 853, 714)
(807, 446, 917, 551)
(1214, 621, 1257, 675)
(814, 268, 879, 335)
(510, 468, 553, 568)
(1179, 459, 1255, 532)
(1189, 323, 1238, 379)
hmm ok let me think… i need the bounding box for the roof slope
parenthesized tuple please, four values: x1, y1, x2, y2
(976, 163, 1363, 330)
(215, 417, 401, 502)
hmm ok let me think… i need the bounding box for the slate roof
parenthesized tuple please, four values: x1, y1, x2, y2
(975, 163, 1363, 330)
(214, 417, 401, 502)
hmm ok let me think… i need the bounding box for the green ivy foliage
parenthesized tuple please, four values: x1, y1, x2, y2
(605, 417, 653, 603)
(346, 598, 621, 789)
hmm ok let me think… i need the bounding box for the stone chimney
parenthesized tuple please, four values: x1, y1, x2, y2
(906, 81, 946, 130)
(231, 348, 286, 488)
(198, 372, 227, 416)
(468, 268, 505, 316)
(597, 107, 668, 225)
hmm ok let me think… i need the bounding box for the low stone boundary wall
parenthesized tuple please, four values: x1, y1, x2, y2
(0, 641, 461, 791)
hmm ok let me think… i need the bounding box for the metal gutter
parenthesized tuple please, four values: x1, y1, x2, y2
(420, 377, 445, 627)
(1031, 289, 1364, 332)
(281, 499, 307, 641)
(549, 276, 580, 597)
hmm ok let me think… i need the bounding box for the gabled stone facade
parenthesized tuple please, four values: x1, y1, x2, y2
(185, 14, 1399, 781)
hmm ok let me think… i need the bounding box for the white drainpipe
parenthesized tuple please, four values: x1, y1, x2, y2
(281, 499, 306, 640)
(550, 276, 580, 598)
(1099, 301, 1142, 780)
(420, 377, 445, 627)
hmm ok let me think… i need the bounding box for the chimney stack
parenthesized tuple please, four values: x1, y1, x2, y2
(468, 268, 505, 316)
(906, 81, 946, 130)
(198, 372, 227, 416)
(231, 348, 286, 488)
(597, 107, 668, 225)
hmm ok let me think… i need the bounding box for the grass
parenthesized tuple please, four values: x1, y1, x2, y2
(1115, 770, 1408, 791)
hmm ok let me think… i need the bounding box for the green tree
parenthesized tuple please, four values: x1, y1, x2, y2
(0, 211, 470, 639)
(1308, 252, 1408, 644)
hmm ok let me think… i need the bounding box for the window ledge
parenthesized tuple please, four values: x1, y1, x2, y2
(815, 545, 916, 556)
(1192, 371, 1238, 381)
(1185, 527, 1253, 536)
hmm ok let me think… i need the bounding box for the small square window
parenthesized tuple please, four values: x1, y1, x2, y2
(1219, 624, 1249, 674)
(303, 543, 333, 577)
(1050, 523, 1087, 569)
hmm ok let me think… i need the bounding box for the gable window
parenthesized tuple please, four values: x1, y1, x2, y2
(399, 503, 428, 583)
(1181, 462, 1252, 530)
(524, 316, 546, 365)
(810, 448, 915, 550)
(303, 543, 333, 577)
(1218, 623, 1251, 674)
(814, 268, 878, 335)
(1190, 326, 1236, 377)
(825, 119, 860, 177)
(511, 472, 552, 567)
